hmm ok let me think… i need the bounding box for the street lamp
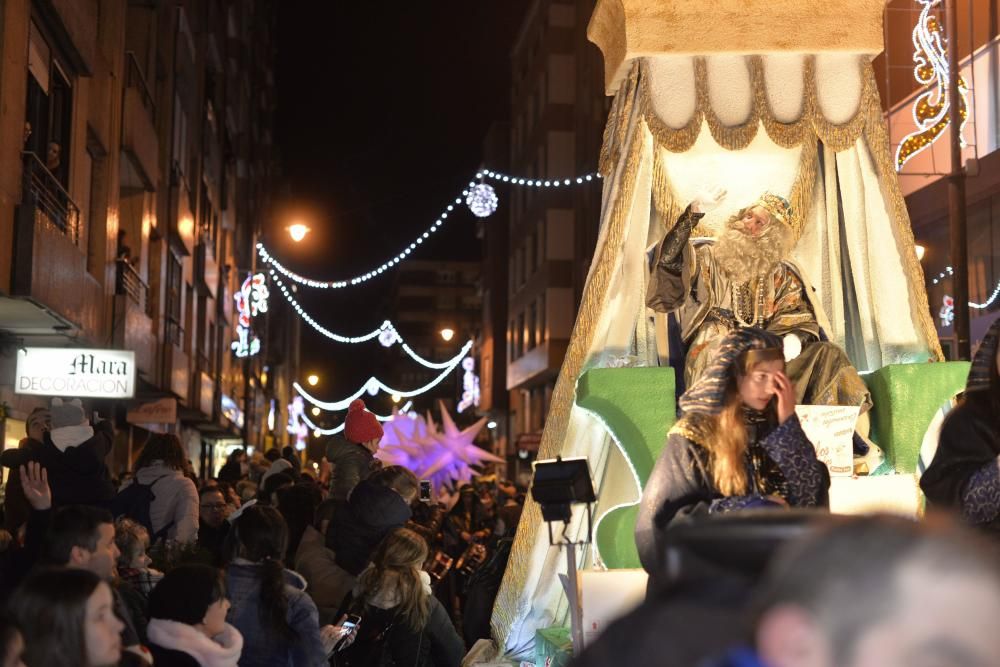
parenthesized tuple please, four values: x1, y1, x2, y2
(288, 223, 310, 243)
(311, 407, 321, 417)
(391, 393, 401, 404)
(307, 374, 319, 386)
(915, 244, 926, 261)
(440, 327, 455, 342)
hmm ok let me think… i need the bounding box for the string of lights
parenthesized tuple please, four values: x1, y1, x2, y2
(268, 269, 471, 368)
(302, 401, 414, 436)
(257, 167, 601, 290)
(293, 339, 474, 411)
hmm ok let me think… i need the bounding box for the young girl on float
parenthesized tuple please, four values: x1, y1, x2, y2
(921, 317, 1000, 529)
(635, 328, 829, 573)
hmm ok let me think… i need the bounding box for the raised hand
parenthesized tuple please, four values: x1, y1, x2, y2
(691, 186, 727, 214)
(773, 371, 797, 424)
(19, 462, 52, 511)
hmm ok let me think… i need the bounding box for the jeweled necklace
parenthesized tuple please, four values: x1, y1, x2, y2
(733, 279, 766, 328)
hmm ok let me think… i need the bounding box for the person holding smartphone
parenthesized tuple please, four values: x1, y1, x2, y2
(635, 328, 829, 576)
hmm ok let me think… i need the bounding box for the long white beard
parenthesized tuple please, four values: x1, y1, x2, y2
(713, 220, 792, 283)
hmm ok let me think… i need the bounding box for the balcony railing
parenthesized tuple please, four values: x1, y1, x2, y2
(165, 316, 184, 347)
(22, 152, 80, 243)
(116, 258, 150, 315)
(125, 51, 156, 121)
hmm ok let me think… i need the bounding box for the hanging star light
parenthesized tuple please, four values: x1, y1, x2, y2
(895, 0, 969, 171)
(466, 183, 498, 218)
(376, 401, 502, 494)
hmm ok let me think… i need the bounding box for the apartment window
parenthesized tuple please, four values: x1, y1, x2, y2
(516, 311, 525, 358)
(173, 94, 189, 179)
(508, 320, 515, 360)
(535, 222, 545, 269)
(526, 234, 535, 279)
(165, 252, 183, 346)
(26, 20, 73, 186)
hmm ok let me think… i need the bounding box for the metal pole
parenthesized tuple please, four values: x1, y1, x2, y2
(564, 541, 584, 655)
(947, 0, 970, 359)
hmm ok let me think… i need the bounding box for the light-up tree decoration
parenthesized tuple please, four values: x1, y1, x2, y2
(377, 402, 502, 494)
(895, 0, 968, 171)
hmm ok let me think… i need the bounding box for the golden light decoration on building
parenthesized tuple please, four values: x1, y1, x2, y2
(895, 0, 968, 171)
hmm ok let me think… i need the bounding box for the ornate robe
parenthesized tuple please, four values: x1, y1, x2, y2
(647, 209, 870, 410)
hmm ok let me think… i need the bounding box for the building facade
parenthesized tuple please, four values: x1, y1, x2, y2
(388, 259, 482, 420)
(0, 0, 294, 479)
(878, 0, 1000, 357)
(488, 0, 605, 482)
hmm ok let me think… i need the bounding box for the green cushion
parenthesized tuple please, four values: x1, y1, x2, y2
(576, 367, 677, 568)
(862, 362, 969, 474)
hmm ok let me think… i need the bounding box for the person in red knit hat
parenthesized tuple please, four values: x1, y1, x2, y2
(325, 399, 385, 501)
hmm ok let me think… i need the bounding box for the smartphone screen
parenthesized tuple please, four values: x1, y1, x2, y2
(419, 480, 432, 502)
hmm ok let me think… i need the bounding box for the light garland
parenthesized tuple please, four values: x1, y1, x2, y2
(268, 269, 470, 369)
(293, 339, 474, 411)
(466, 183, 498, 218)
(256, 167, 600, 290)
(895, 0, 969, 171)
(300, 401, 414, 436)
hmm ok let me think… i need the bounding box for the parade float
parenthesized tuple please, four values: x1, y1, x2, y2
(482, 0, 971, 663)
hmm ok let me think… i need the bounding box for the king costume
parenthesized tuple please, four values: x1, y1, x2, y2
(647, 193, 871, 412)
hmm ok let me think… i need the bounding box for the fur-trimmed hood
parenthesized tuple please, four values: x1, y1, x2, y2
(147, 619, 242, 667)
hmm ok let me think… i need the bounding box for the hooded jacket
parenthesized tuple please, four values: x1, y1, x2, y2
(146, 620, 242, 667)
(225, 561, 328, 667)
(293, 525, 356, 625)
(32, 419, 115, 508)
(325, 480, 413, 576)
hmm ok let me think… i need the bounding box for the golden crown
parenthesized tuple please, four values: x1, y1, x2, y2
(754, 192, 794, 228)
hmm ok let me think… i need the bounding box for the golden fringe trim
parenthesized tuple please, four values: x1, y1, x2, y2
(786, 143, 819, 243)
(599, 63, 641, 178)
(490, 114, 650, 645)
(643, 55, 873, 154)
(859, 63, 944, 361)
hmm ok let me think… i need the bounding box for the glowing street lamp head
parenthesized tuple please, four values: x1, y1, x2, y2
(440, 328, 455, 342)
(391, 393, 401, 404)
(288, 223, 310, 243)
(915, 244, 926, 262)
(311, 407, 321, 417)
(307, 374, 319, 386)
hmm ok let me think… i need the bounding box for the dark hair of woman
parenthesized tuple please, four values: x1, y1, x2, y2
(275, 483, 322, 562)
(148, 564, 226, 625)
(230, 504, 295, 641)
(9, 567, 104, 667)
(134, 432, 187, 471)
(258, 471, 295, 505)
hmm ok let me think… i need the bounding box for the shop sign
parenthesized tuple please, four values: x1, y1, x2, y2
(126, 398, 177, 425)
(16, 348, 135, 399)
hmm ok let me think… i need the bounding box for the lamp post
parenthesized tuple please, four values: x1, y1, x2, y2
(287, 223, 310, 243)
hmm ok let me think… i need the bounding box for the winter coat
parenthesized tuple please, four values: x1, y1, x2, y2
(293, 525, 355, 625)
(325, 480, 413, 576)
(146, 619, 243, 667)
(340, 570, 465, 667)
(32, 420, 115, 508)
(225, 561, 328, 667)
(122, 462, 200, 543)
(325, 436, 375, 501)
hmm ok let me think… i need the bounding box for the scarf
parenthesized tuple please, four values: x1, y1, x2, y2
(147, 619, 243, 667)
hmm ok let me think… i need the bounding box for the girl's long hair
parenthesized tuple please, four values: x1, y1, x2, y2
(357, 528, 430, 632)
(10, 567, 105, 667)
(231, 505, 295, 641)
(704, 355, 781, 496)
(134, 432, 187, 471)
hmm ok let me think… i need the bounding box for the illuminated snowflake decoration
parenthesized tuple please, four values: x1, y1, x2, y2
(378, 325, 399, 348)
(376, 401, 502, 495)
(466, 183, 498, 218)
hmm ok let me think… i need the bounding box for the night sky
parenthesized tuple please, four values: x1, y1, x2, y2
(271, 2, 531, 413)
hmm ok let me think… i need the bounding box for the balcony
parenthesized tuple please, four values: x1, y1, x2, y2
(12, 153, 102, 337)
(121, 51, 159, 189)
(113, 259, 155, 376)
